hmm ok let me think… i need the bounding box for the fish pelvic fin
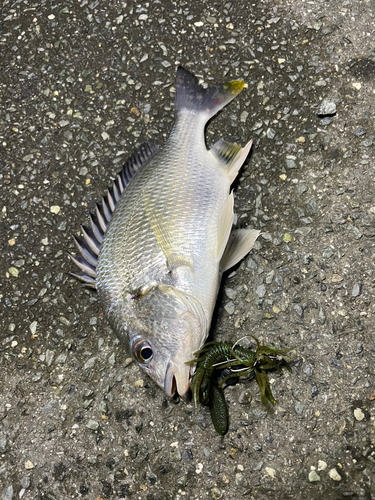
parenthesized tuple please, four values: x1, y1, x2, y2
(210, 138, 253, 184)
(175, 67, 245, 121)
(70, 141, 159, 288)
(220, 229, 261, 273)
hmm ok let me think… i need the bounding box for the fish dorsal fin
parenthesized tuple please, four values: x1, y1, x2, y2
(210, 138, 253, 184)
(220, 229, 261, 272)
(217, 192, 235, 262)
(70, 141, 158, 288)
(175, 67, 245, 122)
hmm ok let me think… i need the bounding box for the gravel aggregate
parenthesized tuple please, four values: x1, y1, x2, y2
(1, 0, 375, 499)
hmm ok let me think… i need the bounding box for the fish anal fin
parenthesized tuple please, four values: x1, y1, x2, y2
(217, 192, 234, 261)
(210, 138, 253, 184)
(220, 229, 260, 272)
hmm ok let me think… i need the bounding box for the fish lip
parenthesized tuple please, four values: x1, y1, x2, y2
(164, 360, 191, 398)
(164, 360, 177, 398)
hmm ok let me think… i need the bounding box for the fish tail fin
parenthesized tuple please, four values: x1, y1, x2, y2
(175, 66, 245, 121)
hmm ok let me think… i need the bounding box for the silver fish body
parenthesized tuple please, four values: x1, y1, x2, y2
(71, 68, 260, 397)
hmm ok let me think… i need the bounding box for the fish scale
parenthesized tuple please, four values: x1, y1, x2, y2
(71, 67, 260, 397)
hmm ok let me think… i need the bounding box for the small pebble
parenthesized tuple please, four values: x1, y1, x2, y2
(224, 287, 237, 300)
(311, 381, 319, 398)
(45, 349, 54, 367)
(1, 486, 13, 500)
(84, 357, 97, 370)
(308, 470, 321, 482)
(322, 248, 334, 259)
(195, 463, 203, 474)
(355, 128, 366, 137)
(0, 437, 7, 453)
(176, 476, 187, 487)
(303, 364, 313, 377)
(317, 98, 336, 116)
(256, 284, 266, 298)
(320, 117, 332, 125)
(293, 304, 303, 318)
(352, 284, 362, 297)
(360, 138, 373, 147)
(247, 257, 258, 269)
(331, 274, 343, 283)
(266, 128, 275, 139)
(240, 111, 249, 123)
(8, 267, 19, 277)
(181, 449, 193, 463)
(285, 158, 297, 169)
(238, 390, 252, 405)
(265, 467, 276, 478)
(354, 408, 365, 421)
(29, 321, 38, 335)
(134, 379, 144, 388)
(328, 468, 342, 481)
(347, 223, 362, 239)
(318, 460, 327, 471)
(224, 301, 235, 315)
(235, 472, 248, 488)
(210, 487, 222, 500)
(86, 419, 99, 431)
(24, 461, 34, 469)
(295, 401, 304, 415)
(265, 270, 275, 284)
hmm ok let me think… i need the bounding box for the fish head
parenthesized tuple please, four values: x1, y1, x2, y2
(128, 285, 207, 397)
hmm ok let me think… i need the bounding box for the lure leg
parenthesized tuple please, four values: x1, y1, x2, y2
(209, 383, 228, 435)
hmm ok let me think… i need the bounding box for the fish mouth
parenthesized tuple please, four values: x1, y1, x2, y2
(164, 360, 191, 397)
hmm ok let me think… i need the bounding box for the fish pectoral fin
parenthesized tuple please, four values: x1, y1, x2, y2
(210, 138, 253, 184)
(145, 196, 194, 272)
(220, 229, 261, 272)
(217, 192, 234, 261)
(167, 253, 194, 272)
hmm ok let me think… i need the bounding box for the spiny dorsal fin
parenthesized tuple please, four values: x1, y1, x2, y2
(70, 141, 159, 288)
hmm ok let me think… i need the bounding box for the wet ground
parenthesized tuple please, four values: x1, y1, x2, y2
(1, 0, 375, 499)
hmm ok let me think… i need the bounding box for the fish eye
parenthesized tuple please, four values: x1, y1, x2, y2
(133, 340, 153, 364)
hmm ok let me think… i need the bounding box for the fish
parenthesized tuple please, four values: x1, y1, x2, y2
(70, 67, 260, 397)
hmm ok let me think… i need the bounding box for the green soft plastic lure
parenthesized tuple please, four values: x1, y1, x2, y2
(189, 337, 294, 434)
